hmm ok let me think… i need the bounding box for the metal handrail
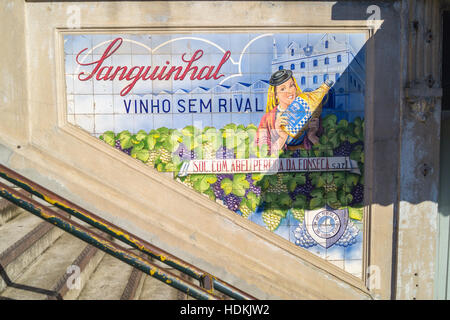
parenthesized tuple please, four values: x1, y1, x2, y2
(0, 164, 256, 300)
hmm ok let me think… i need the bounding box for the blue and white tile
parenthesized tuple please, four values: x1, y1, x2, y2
(93, 95, 114, 114)
(74, 77, 93, 95)
(75, 114, 94, 133)
(154, 113, 173, 129)
(173, 113, 193, 130)
(134, 114, 154, 132)
(114, 114, 134, 133)
(74, 95, 94, 114)
(94, 115, 114, 134)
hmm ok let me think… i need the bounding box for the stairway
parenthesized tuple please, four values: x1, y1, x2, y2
(0, 198, 200, 300)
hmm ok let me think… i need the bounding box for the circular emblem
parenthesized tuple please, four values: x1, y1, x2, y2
(312, 210, 341, 239)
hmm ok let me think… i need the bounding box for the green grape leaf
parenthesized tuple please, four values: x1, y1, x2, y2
(310, 188, 324, 199)
(133, 141, 145, 151)
(120, 135, 133, 150)
(205, 175, 217, 184)
(350, 150, 362, 163)
(221, 178, 233, 195)
(164, 162, 177, 172)
(310, 197, 325, 209)
(182, 125, 195, 137)
(101, 131, 116, 146)
(323, 114, 337, 128)
(131, 147, 145, 160)
(333, 172, 346, 187)
(246, 192, 260, 211)
(157, 127, 170, 135)
(349, 206, 364, 221)
(292, 195, 307, 209)
(251, 173, 264, 182)
(117, 130, 131, 140)
(354, 117, 362, 127)
(193, 177, 210, 193)
(136, 130, 148, 141)
(232, 174, 250, 197)
(325, 191, 338, 204)
(348, 135, 359, 144)
(319, 135, 329, 145)
(264, 192, 278, 204)
(223, 123, 237, 131)
(280, 193, 292, 207)
(346, 173, 360, 186)
(203, 188, 216, 201)
(288, 179, 297, 193)
(294, 173, 306, 185)
(338, 119, 348, 129)
(323, 172, 334, 184)
(145, 135, 157, 150)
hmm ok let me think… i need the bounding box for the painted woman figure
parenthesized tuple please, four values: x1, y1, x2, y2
(256, 69, 326, 156)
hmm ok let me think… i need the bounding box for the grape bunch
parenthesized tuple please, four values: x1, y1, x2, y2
(244, 174, 261, 197)
(350, 183, 364, 205)
(181, 175, 194, 188)
(224, 194, 242, 212)
(324, 182, 338, 193)
(291, 208, 305, 222)
(174, 143, 196, 161)
(201, 142, 216, 160)
(267, 174, 288, 194)
(239, 203, 252, 218)
(147, 150, 159, 167)
(216, 146, 235, 160)
(336, 221, 359, 247)
(262, 210, 282, 231)
(292, 149, 302, 158)
(333, 141, 352, 157)
(115, 139, 132, 155)
(159, 147, 172, 164)
(211, 181, 225, 200)
(216, 174, 233, 183)
(293, 176, 314, 197)
(248, 183, 261, 197)
(293, 223, 316, 248)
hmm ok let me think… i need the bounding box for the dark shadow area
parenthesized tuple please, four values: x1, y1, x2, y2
(0, 264, 63, 300)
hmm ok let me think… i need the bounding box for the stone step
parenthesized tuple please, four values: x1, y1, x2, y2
(76, 252, 136, 300)
(137, 258, 198, 300)
(0, 232, 88, 300)
(0, 211, 64, 293)
(0, 199, 24, 226)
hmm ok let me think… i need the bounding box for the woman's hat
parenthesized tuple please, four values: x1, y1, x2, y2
(269, 69, 293, 86)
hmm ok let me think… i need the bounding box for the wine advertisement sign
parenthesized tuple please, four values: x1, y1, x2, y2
(64, 32, 366, 277)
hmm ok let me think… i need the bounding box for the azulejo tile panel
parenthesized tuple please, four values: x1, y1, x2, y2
(64, 32, 366, 278)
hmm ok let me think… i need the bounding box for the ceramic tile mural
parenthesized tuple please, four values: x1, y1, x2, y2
(64, 32, 366, 278)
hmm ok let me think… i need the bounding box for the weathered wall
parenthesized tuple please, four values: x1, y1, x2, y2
(0, 0, 442, 299)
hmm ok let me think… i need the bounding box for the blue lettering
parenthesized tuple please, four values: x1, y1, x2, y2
(140, 100, 148, 113)
(189, 99, 197, 113)
(162, 99, 170, 113)
(200, 99, 212, 112)
(255, 98, 263, 112)
(219, 99, 227, 112)
(177, 99, 186, 113)
(235, 98, 243, 112)
(151, 100, 160, 113)
(124, 100, 132, 113)
(244, 98, 251, 111)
